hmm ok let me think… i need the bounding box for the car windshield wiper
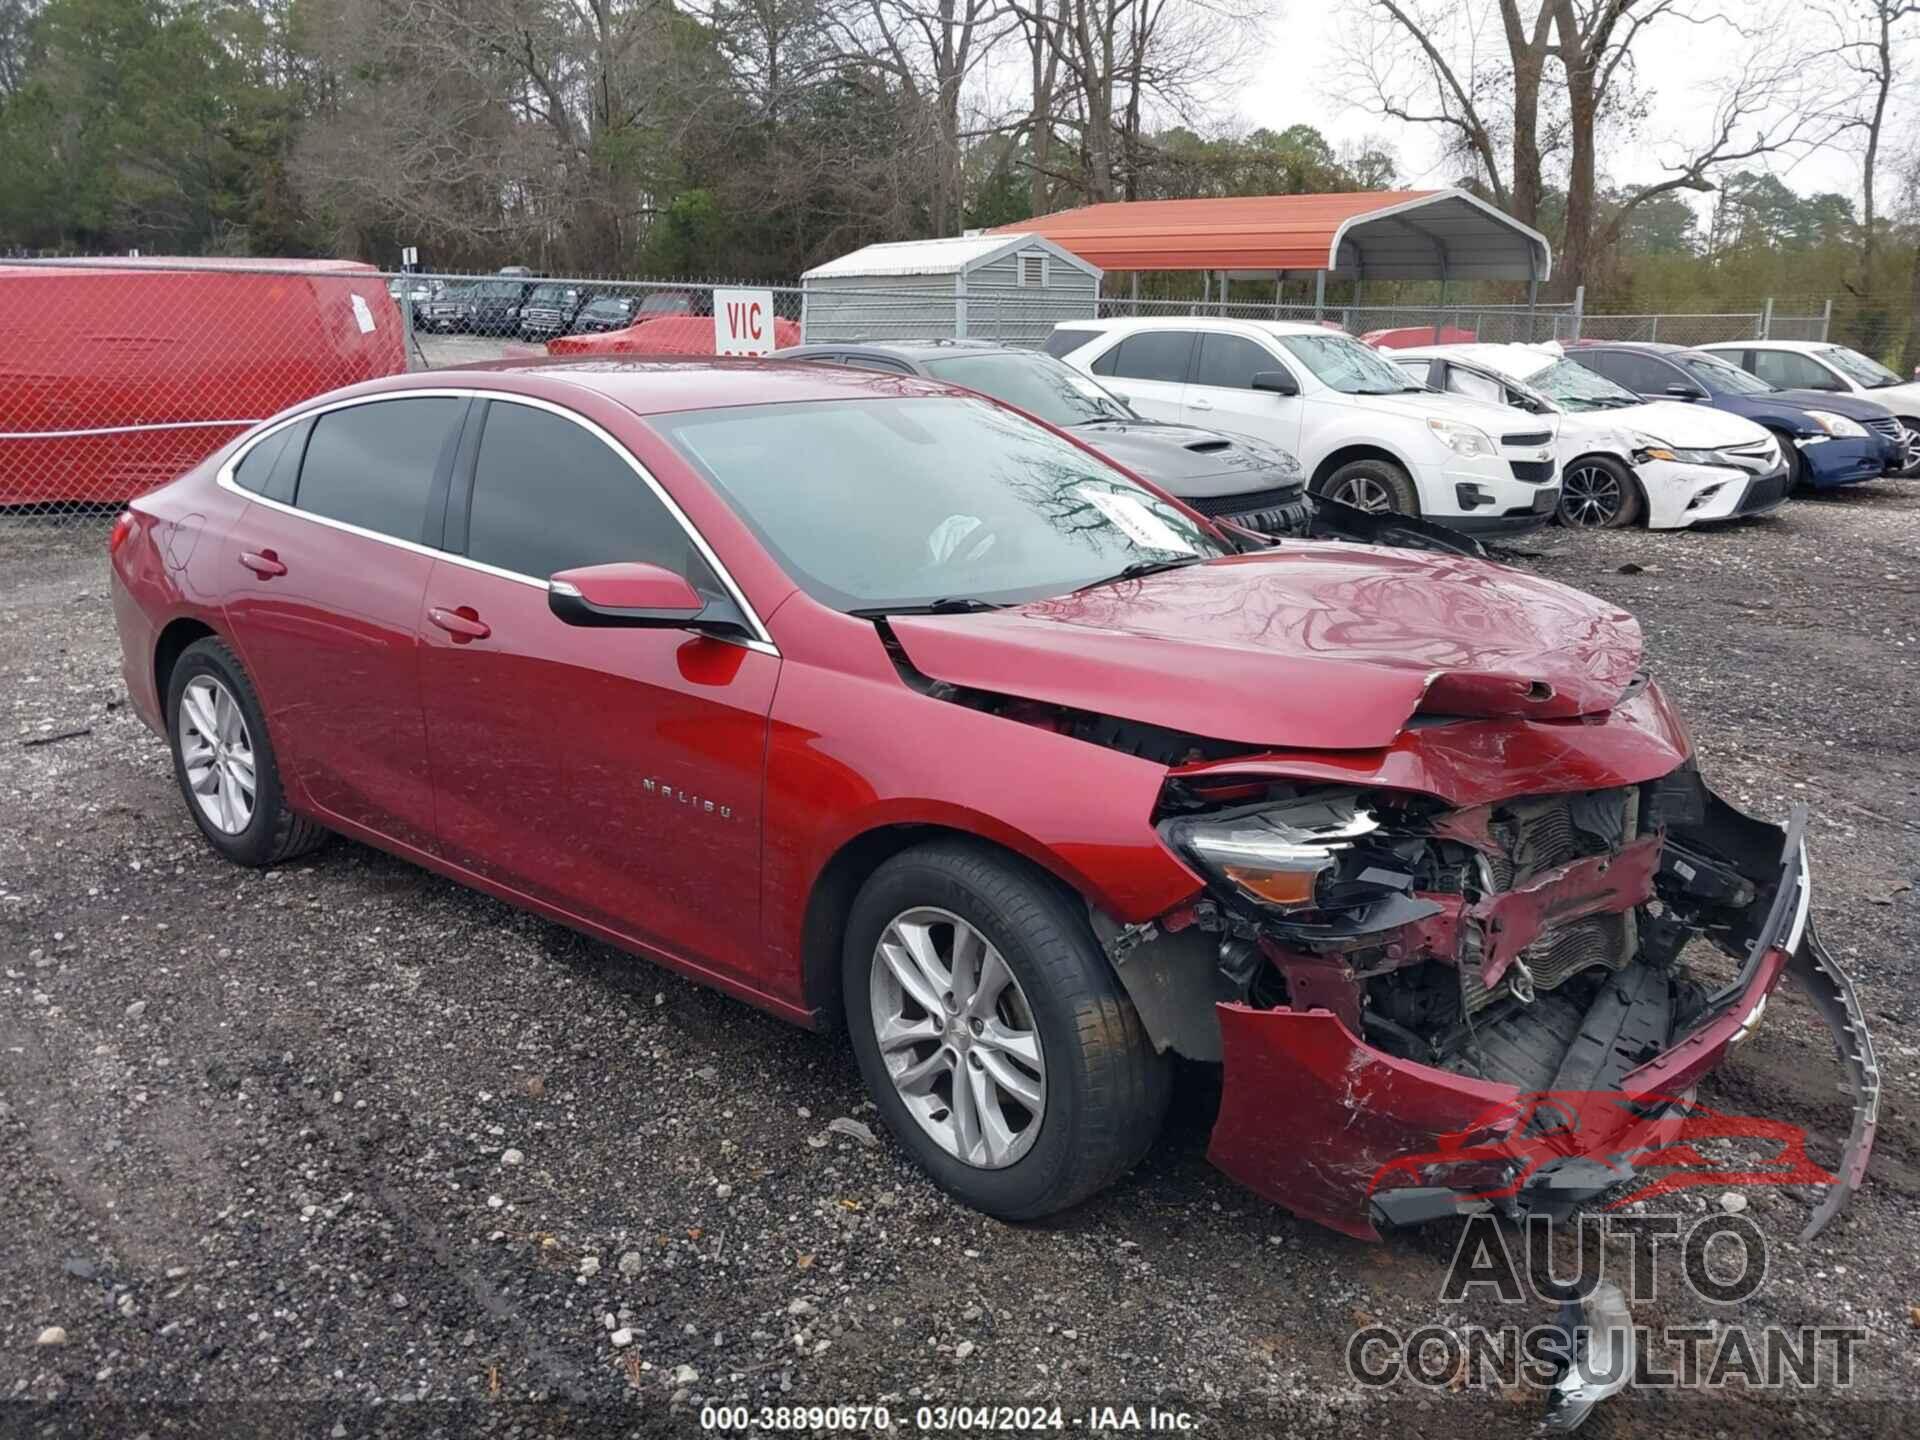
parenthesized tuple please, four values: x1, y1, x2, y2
(1075, 554, 1206, 591)
(849, 596, 1007, 617)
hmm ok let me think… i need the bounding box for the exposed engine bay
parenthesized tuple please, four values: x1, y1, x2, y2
(1096, 759, 1880, 1241)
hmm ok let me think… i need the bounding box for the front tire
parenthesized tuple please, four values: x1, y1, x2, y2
(843, 841, 1170, 1220)
(1558, 455, 1643, 529)
(1318, 457, 1419, 515)
(166, 637, 326, 867)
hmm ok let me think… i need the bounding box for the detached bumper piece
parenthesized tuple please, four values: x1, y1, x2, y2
(1204, 781, 1878, 1243)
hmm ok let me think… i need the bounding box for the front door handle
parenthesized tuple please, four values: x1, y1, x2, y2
(428, 605, 491, 641)
(1189, 397, 1214, 411)
(239, 549, 286, 578)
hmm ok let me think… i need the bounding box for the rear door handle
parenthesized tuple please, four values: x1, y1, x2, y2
(239, 550, 286, 578)
(428, 606, 491, 641)
(1189, 398, 1214, 411)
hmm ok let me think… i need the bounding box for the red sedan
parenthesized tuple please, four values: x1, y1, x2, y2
(107, 359, 1876, 1233)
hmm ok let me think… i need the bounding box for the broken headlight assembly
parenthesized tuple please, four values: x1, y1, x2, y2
(1161, 792, 1413, 915)
(1629, 435, 1723, 467)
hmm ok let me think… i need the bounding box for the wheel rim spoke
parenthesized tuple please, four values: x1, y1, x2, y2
(868, 906, 1046, 1171)
(177, 677, 255, 835)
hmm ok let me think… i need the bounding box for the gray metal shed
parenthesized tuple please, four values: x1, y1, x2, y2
(800, 234, 1102, 349)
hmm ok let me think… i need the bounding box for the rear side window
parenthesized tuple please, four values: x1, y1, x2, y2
(1587, 351, 1675, 395)
(1104, 331, 1198, 384)
(1191, 333, 1278, 390)
(1752, 349, 1841, 390)
(295, 398, 462, 541)
(232, 427, 294, 494)
(1043, 329, 1095, 359)
(463, 401, 705, 582)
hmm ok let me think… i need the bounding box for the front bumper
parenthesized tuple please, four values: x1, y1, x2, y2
(1205, 795, 1877, 1242)
(1640, 459, 1790, 528)
(1417, 456, 1559, 534)
(1798, 434, 1889, 489)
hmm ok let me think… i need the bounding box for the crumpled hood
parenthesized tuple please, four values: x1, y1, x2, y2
(888, 547, 1644, 752)
(1623, 400, 1771, 448)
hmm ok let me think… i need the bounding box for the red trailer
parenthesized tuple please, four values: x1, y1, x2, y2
(0, 258, 405, 506)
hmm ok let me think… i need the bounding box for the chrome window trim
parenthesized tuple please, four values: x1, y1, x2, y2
(214, 387, 779, 657)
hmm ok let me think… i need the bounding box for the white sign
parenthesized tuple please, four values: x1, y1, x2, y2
(401, 246, 418, 268)
(350, 294, 377, 334)
(714, 288, 776, 355)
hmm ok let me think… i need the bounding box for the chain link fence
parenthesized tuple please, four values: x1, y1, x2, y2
(0, 255, 1842, 521)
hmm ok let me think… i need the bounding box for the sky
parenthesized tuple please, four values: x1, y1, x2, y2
(1237, 3, 1890, 217)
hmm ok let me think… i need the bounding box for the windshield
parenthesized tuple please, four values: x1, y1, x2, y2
(920, 351, 1132, 425)
(653, 396, 1229, 613)
(1275, 334, 1423, 394)
(1525, 358, 1643, 411)
(1678, 353, 1773, 395)
(476, 281, 525, 299)
(527, 283, 571, 304)
(639, 293, 695, 316)
(1820, 346, 1903, 388)
(582, 297, 631, 318)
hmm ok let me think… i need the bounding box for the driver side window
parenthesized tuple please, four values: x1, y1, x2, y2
(1191, 333, 1282, 390)
(1752, 350, 1840, 390)
(459, 400, 712, 586)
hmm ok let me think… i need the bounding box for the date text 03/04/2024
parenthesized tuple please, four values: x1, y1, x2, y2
(697, 1404, 1199, 1432)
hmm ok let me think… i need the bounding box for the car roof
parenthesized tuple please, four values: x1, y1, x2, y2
(778, 339, 1014, 361)
(1696, 339, 1827, 352)
(1054, 315, 1332, 340)
(351, 356, 961, 417)
(1389, 342, 1560, 378)
(1573, 340, 1683, 353)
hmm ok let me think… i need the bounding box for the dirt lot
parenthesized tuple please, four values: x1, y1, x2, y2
(2, 486, 1915, 1437)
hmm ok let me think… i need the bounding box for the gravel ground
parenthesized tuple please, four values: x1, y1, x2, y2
(1, 485, 1916, 1438)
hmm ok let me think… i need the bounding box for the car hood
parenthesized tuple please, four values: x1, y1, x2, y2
(887, 547, 1644, 752)
(1071, 418, 1302, 497)
(1610, 400, 1769, 448)
(1770, 388, 1896, 420)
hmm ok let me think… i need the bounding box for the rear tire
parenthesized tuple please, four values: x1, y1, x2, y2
(843, 841, 1170, 1220)
(166, 637, 327, 867)
(1558, 455, 1643, 529)
(1318, 457, 1420, 515)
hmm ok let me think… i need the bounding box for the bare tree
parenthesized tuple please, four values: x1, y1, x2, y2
(1823, 0, 1920, 316)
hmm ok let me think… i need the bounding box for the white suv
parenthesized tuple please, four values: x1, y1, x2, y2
(1046, 318, 1560, 535)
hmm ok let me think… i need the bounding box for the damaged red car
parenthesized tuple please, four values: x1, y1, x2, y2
(108, 360, 1879, 1239)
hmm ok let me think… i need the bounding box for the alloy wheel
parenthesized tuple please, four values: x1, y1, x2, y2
(869, 907, 1047, 1169)
(178, 676, 256, 835)
(1560, 462, 1625, 527)
(1327, 474, 1394, 512)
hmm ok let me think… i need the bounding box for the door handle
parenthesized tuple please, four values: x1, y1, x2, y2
(428, 605, 491, 641)
(239, 549, 286, 578)
(1189, 398, 1214, 410)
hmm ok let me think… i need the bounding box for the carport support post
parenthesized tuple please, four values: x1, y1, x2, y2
(1313, 270, 1326, 321)
(1761, 297, 1774, 339)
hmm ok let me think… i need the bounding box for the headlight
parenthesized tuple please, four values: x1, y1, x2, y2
(1629, 434, 1722, 466)
(1427, 417, 1497, 459)
(1803, 409, 1867, 438)
(1163, 794, 1381, 911)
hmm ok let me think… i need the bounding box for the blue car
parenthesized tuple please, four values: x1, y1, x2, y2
(1573, 341, 1902, 489)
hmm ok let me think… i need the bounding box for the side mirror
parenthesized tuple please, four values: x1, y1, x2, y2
(1251, 370, 1299, 396)
(1664, 383, 1707, 401)
(548, 562, 706, 629)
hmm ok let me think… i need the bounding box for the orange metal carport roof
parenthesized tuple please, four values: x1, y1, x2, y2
(991, 189, 1551, 281)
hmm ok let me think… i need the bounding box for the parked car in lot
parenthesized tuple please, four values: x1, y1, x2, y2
(571, 294, 641, 333)
(417, 282, 480, 333)
(109, 358, 1875, 1247)
(516, 282, 588, 340)
(776, 339, 1481, 553)
(465, 277, 538, 337)
(1389, 343, 1792, 528)
(1688, 340, 1920, 473)
(1047, 318, 1561, 534)
(1569, 342, 1901, 489)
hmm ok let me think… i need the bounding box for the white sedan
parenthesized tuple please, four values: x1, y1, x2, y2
(1388, 343, 1790, 529)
